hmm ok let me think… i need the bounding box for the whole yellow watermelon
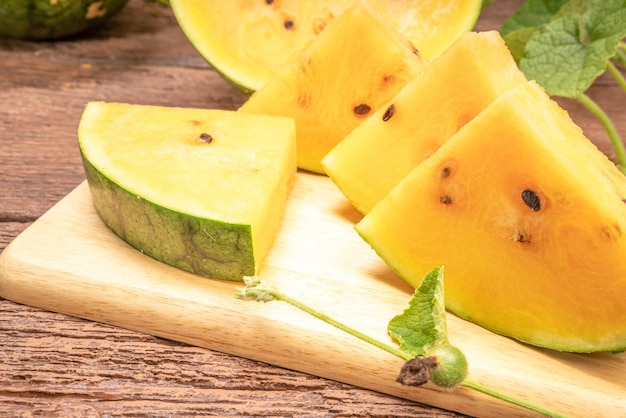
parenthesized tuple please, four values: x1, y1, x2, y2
(0, 0, 129, 40)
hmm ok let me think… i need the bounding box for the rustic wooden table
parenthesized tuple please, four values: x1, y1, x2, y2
(1, 0, 624, 416)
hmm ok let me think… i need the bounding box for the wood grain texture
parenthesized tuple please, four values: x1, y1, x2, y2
(1, 304, 464, 418)
(1, 0, 625, 416)
(0, 0, 248, 222)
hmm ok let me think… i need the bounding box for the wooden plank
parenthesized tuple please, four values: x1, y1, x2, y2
(2, 173, 624, 418)
(0, 58, 247, 219)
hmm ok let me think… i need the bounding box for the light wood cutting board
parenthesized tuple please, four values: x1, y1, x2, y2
(1, 172, 624, 417)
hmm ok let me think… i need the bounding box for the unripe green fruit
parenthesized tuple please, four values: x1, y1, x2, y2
(430, 344, 468, 388)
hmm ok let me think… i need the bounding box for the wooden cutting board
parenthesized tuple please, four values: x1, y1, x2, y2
(1, 172, 624, 417)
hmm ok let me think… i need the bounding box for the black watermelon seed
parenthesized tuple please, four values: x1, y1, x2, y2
(199, 133, 213, 143)
(354, 103, 371, 116)
(382, 104, 395, 121)
(522, 189, 541, 211)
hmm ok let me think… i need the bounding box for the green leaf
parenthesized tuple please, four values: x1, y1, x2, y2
(552, 0, 593, 19)
(503, 26, 540, 62)
(387, 266, 448, 357)
(237, 276, 279, 301)
(518, 0, 626, 98)
(501, 0, 572, 62)
(500, 0, 570, 36)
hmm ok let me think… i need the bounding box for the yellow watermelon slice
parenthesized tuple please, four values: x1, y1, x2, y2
(323, 30, 528, 214)
(357, 80, 626, 353)
(170, 0, 482, 93)
(78, 102, 296, 282)
(239, 3, 427, 173)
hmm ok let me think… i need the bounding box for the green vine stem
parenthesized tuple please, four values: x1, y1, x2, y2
(462, 379, 568, 418)
(607, 61, 626, 92)
(238, 279, 568, 418)
(577, 92, 626, 172)
(274, 288, 412, 361)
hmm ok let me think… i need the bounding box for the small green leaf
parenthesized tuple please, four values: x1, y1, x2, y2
(518, 0, 626, 98)
(237, 276, 278, 301)
(387, 266, 448, 357)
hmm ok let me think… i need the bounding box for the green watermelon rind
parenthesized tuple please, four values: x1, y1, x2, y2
(81, 156, 255, 282)
(0, 0, 129, 40)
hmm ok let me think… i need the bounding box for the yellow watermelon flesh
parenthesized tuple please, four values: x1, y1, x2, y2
(239, 3, 427, 174)
(322, 30, 528, 214)
(356, 80, 626, 353)
(170, 0, 481, 93)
